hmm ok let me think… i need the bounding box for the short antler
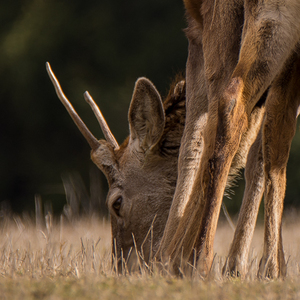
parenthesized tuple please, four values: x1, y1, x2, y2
(46, 62, 102, 151)
(84, 91, 119, 150)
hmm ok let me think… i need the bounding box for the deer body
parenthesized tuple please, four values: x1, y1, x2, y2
(47, 0, 300, 279)
(159, 0, 300, 278)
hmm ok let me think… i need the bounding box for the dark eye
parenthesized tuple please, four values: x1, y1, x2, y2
(112, 197, 122, 216)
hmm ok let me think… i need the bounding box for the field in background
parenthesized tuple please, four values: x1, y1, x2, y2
(0, 213, 300, 299)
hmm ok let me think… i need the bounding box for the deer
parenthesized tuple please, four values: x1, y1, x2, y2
(46, 62, 186, 272)
(46, 62, 266, 274)
(158, 0, 300, 279)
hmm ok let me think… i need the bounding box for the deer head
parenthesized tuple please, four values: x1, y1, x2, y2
(46, 62, 186, 272)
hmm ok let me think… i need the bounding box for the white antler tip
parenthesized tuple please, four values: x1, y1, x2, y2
(83, 91, 91, 102)
(45, 62, 51, 72)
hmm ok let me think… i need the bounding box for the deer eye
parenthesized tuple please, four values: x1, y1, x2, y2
(112, 197, 122, 216)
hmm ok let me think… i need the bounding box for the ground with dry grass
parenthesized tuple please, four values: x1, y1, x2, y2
(1, 213, 300, 300)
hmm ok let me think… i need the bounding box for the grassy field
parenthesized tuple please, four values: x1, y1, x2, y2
(1, 212, 300, 299)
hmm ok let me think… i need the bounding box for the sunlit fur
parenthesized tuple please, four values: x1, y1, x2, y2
(159, 0, 300, 278)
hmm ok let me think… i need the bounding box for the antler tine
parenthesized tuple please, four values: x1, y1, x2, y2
(84, 91, 120, 150)
(46, 62, 100, 150)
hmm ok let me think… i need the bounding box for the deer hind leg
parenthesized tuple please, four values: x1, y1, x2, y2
(258, 53, 300, 279)
(224, 128, 264, 278)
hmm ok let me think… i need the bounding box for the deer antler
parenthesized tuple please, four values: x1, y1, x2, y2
(46, 62, 120, 152)
(46, 62, 100, 150)
(84, 91, 120, 150)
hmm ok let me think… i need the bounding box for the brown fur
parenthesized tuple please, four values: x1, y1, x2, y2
(93, 78, 187, 272)
(99, 75, 265, 273)
(159, 0, 300, 278)
(49, 66, 266, 274)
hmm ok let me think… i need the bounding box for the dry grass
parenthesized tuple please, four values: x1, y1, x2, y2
(0, 213, 300, 299)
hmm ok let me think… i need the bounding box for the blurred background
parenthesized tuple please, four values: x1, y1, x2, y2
(0, 0, 188, 217)
(0, 0, 299, 219)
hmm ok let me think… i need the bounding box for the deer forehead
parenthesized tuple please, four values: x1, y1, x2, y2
(117, 145, 161, 176)
(107, 149, 171, 200)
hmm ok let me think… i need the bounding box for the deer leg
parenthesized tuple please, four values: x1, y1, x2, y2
(258, 54, 300, 279)
(158, 112, 207, 256)
(170, 1, 300, 276)
(162, 4, 246, 274)
(193, 2, 300, 277)
(158, 26, 208, 260)
(224, 128, 264, 278)
(165, 74, 249, 276)
(223, 95, 265, 278)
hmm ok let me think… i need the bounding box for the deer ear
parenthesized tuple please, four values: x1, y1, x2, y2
(128, 77, 165, 152)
